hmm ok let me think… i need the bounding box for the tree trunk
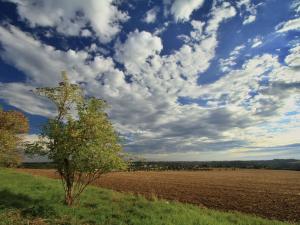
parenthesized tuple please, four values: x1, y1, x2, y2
(63, 158, 74, 206)
(65, 185, 73, 206)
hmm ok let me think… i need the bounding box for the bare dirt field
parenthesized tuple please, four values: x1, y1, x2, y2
(16, 168, 300, 222)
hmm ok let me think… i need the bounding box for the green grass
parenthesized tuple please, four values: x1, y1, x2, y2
(0, 169, 297, 225)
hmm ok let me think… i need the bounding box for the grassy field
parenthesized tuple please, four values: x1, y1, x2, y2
(0, 169, 297, 225)
(17, 168, 300, 222)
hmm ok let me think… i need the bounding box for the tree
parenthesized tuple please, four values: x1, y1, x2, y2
(26, 72, 126, 206)
(0, 108, 29, 167)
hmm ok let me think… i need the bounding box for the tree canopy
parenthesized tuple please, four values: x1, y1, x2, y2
(26, 72, 126, 205)
(0, 108, 29, 167)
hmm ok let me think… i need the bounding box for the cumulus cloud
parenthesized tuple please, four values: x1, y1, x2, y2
(251, 36, 263, 48)
(243, 15, 256, 24)
(284, 44, 300, 68)
(164, 0, 205, 22)
(114, 30, 163, 74)
(219, 44, 245, 72)
(237, 0, 259, 25)
(196, 52, 300, 143)
(0, 82, 55, 116)
(292, 1, 300, 14)
(4, 0, 129, 43)
(205, 2, 236, 34)
(143, 7, 159, 23)
(189, 20, 205, 40)
(0, 1, 299, 158)
(0, 24, 130, 111)
(276, 17, 300, 33)
(0, 25, 127, 87)
(0, 3, 242, 154)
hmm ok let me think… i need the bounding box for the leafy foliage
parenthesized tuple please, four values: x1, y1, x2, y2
(26, 72, 126, 205)
(0, 108, 29, 167)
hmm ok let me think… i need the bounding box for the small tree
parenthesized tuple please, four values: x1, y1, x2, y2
(0, 108, 29, 167)
(26, 72, 126, 206)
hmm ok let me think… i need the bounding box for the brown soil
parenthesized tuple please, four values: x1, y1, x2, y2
(16, 168, 300, 222)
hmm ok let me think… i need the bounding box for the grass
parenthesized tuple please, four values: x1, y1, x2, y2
(0, 169, 297, 225)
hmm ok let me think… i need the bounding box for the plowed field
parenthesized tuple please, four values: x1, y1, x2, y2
(16, 169, 300, 222)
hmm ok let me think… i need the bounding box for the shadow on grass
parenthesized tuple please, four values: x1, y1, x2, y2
(0, 189, 56, 218)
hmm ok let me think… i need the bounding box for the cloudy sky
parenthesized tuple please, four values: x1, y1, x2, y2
(0, 0, 299, 161)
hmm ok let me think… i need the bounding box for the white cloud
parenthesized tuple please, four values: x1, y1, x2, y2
(153, 22, 170, 35)
(205, 2, 236, 34)
(114, 30, 163, 75)
(285, 44, 300, 68)
(292, 0, 300, 14)
(200, 54, 281, 107)
(0, 24, 130, 106)
(196, 51, 300, 146)
(0, 82, 55, 117)
(0, 25, 128, 88)
(219, 44, 245, 72)
(0, 3, 238, 147)
(81, 29, 92, 37)
(276, 17, 300, 33)
(251, 36, 263, 48)
(5, 0, 129, 43)
(143, 7, 159, 23)
(0, 25, 63, 86)
(191, 20, 205, 31)
(165, 2, 237, 86)
(232, 45, 246, 54)
(237, 0, 258, 25)
(177, 34, 191, 43)
(190, 20, 205, 40)
(0, 1, 299, 159)
(243, 15, 256, 25)
(164, 0, 205, 22)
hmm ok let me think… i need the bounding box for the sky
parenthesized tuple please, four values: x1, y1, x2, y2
(0, 0, 299, 161)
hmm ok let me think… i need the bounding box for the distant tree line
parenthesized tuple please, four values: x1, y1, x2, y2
(127, 159, 300, 171)
(22, 159, 300, 171)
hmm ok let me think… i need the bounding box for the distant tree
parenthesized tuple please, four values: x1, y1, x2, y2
(26, 72, 126, 206)
(0, 108, 29, 167)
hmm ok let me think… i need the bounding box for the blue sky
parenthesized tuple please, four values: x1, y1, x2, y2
(0, 0, 299, 161)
